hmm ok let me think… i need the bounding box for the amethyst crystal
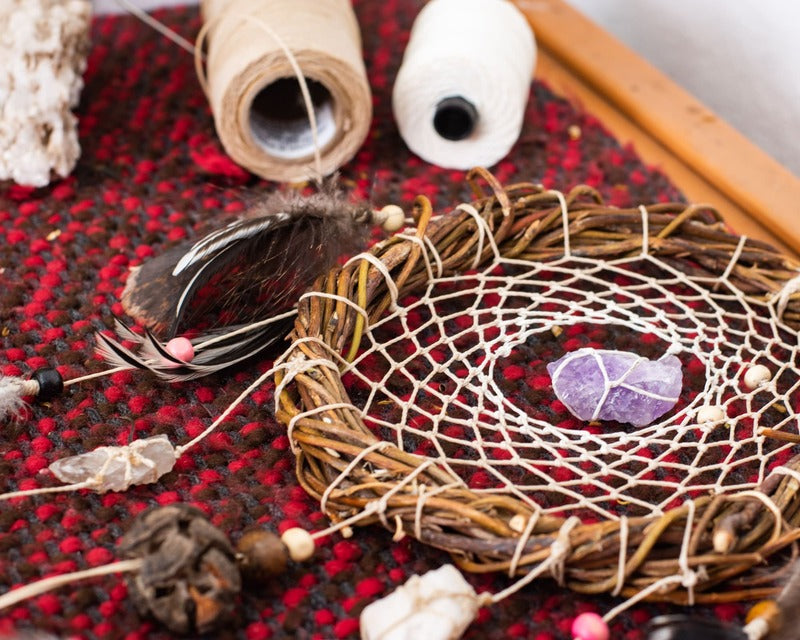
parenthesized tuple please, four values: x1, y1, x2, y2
(547, 348, 682, 427)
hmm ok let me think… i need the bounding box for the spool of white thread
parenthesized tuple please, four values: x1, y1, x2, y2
(392, 0, 536, 170)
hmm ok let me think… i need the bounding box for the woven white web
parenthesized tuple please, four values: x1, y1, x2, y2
(336, 207, 800, 523)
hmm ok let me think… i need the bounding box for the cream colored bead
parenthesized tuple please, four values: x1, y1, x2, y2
(280, 527, 315, 562)
(509, 514, 527, 533)
(696, 405, 725, 424)
(377, 204, 406, 232)
(744, 364, 772, 390)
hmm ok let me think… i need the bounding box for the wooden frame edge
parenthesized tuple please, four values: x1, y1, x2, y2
(513, 0, 800, 258)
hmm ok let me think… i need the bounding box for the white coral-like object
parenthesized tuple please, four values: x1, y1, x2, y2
(0, 0, 91, 187)
(360, 565, 480, 640)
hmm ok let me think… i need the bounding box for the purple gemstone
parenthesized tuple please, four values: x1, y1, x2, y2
(546, 348, 682, 427)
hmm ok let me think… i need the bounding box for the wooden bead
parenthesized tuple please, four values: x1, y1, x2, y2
(236, 530, 288, 582)
(571, 612, 609, 640)
(743, 364, 771, 390)
(165, 337, 195, 363)
(280, 527, 315, 562)
(32, 367, 64, 401)
(377, 204, 405, 232)
(745, 599, 781, 630)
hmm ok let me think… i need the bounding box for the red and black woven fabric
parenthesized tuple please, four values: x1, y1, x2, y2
(0, 2, 749, 638)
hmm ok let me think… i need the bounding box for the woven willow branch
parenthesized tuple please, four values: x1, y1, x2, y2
(275, 169, 800, 604)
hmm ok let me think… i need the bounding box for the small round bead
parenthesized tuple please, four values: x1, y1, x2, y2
(32, 368, 64, 401)
(378, 205, 405, 232)
(280, 527, 315, 562)
(745, 599, 781, 630)
(571, 612, 609, 640)
(165, 337, 195, 363)
(743, 364, 771, 390)
(696, 405, 725, 424)
(237, 530, 288, 582)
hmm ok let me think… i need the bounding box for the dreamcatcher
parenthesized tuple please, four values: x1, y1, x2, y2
(271, 171, 800, 638)
(2, 170, 800, 640)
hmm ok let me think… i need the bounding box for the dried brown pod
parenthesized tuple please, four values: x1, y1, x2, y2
(119, 504, 242, 635)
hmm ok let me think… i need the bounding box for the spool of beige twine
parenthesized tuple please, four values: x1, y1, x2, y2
(198, 0, 372, 182)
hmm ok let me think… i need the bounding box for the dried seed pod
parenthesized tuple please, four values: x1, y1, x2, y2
(119, 504, 241, 635)
(236, 529, 288, 583)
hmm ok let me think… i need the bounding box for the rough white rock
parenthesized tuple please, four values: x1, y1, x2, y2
(49, 434, 178, 492)
(360, 565, 480, 640)
(0, 0, 91, 186)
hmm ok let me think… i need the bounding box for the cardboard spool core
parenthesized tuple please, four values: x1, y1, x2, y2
(248, 77, 337, 160)
(433, 95, 478, 141)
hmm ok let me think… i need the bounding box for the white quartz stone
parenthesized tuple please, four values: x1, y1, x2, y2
(360, 565, 479, 640)
(49, 434, 177, 492)
(0, 0, 91, 186)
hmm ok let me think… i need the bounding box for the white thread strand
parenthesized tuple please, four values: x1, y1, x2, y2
(719, 234, 748, 284)
(679, 500, 698, 605)
(456, 203, 502, 268)
(346, 252, 400, 309)
(508, 511, 540, 577)
(639, 205, 650, 256)
(0, 480, 97, 502)
(175, 365, 277, 455)
(0, 559, 144, 612)
(490, 517, 580, 604)
(115, 0, 198, 56)
(320, 441, 390, 514)
(612, 516, 629, 596)
(392, 0, 535, 169)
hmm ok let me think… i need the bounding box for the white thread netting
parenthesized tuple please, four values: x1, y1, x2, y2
(328, 210, 800, 524)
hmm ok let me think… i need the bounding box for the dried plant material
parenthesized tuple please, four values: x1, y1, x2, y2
(0, 0, 91, 186)
(120, 505, 242, 635)
(360, 565, 479, 640)
(48, 434, 177, 492)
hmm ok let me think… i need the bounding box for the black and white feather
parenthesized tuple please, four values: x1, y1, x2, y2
(95, 316, 295, 382)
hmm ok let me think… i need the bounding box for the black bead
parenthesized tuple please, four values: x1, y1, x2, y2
(32, 368, 64, 401)
(645, 615, 748, 640)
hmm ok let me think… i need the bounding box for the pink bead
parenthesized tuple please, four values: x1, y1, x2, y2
(165, 337, 195, 363)
(571, 612, 609, 640)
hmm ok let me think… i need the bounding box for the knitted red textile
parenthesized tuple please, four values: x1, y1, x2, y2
(0, 3, 746, 639)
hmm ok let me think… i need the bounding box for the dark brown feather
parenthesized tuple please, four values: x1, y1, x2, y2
(121, 184, 373, 338)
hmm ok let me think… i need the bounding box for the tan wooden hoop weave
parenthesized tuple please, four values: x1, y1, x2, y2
(275, 168, 800, 604)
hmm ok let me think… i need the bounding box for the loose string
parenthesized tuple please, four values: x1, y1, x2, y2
(114, 0, 198, 56)
(0, 559, 143, 612)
